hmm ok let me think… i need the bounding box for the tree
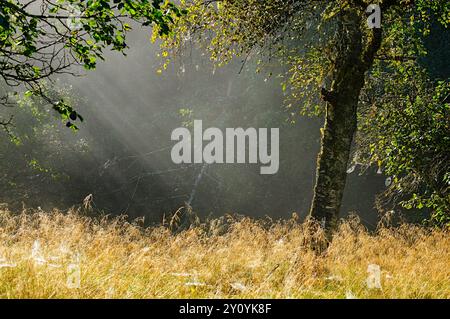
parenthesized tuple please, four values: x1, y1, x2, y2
(156, 0, 448, 234)
(0, 0, 182, 130)
(357, 64, 449, 227)
(355, 18, 450, 226)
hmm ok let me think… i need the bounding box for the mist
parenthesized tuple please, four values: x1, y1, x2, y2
(1, 27, 386, 227)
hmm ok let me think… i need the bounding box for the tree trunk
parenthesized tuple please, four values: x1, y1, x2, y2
(309, 9, 382, 235)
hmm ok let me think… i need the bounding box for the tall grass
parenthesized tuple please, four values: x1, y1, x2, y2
(0, 208, 448, 298)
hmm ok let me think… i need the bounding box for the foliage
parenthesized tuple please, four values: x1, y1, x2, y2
(0, 82, 91, 207)
(155, 0, 333, 116)
(355, 3, 450, 226)
(0, 0, 182, 128)
(358, 64, 450, 226)
(156, 0, 449, 225)
(155, 0, 448, 116)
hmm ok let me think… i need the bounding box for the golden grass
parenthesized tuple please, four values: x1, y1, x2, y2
(0, 208, 448, 299)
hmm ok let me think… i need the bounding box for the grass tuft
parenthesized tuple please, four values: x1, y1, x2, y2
(0, 208, 448, 298)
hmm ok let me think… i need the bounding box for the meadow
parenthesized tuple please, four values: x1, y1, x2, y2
(0, 208, 448, 299)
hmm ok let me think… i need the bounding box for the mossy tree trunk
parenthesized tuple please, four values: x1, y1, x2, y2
(309, 8, 382, 235)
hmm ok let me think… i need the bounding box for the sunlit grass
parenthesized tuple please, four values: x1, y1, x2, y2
(0, 208, 448, 298)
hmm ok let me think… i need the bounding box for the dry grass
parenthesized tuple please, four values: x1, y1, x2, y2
(0, 208, 448, 299)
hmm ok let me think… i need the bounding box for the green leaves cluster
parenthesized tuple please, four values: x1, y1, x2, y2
(0, 0, 182, 126)
(53, 100, 84, 130)
(358, 62, 449, 226)
(354, 1, 450, 226)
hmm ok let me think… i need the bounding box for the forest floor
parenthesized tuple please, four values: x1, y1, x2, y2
(0, 208, 448, 298)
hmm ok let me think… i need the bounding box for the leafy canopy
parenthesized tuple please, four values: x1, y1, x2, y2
(155, 0, 449, 224)
(0, 0, 183, 129)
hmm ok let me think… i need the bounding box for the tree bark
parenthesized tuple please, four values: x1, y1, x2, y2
(309, 9, 382, 235)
